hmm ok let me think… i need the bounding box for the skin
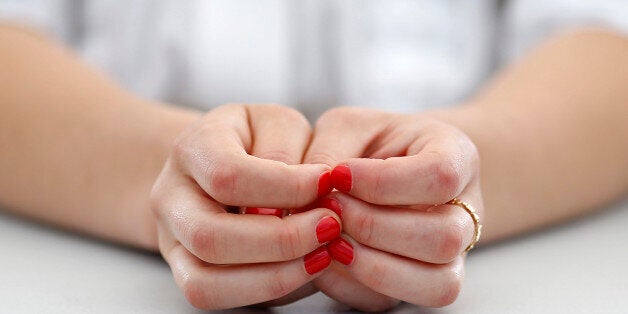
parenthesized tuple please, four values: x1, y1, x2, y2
(303, 110, 481, 310)
(0, 22, 627, 311)
(0, 24, 197, 249)
(151, 104, 340, 309)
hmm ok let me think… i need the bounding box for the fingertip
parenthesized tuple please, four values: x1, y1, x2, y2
(296, 163, 334, 206)
(331, 164, 352, 192)
(316, 216, 341, 244)
(243, 207, 285, 218)
(317, 170, 332, 197)
(304, 246, 332, 275)
(315, 197, 343, 218)
(328, 237, 355, 266)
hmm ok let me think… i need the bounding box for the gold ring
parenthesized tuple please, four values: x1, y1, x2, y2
(447, 198, 482, 253)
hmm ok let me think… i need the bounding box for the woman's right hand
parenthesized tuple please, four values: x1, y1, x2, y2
(149, 104, 341, 310)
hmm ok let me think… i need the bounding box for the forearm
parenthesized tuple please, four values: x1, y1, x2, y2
(0, 25, 199, 249)
(432, 28, 628, 242)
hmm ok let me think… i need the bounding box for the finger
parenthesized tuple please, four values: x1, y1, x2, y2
(158, 228, 332, 310)
(331, 181, 482, 263)
(153, 170, 342, 264)
(328, 236, 466, 308)
(252, 283, 319, 308)
(303, 107, 395, 166)
(242, 207, 285, 218)
(175, 104, 329, 208)
(245, 105, 331, 208)
(313, 264, 401, 312)
(332, 123, 479, 205)
(248, 104, 312, 165)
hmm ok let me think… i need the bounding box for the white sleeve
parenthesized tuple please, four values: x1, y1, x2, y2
(0, 0, 75, 41)
(499, 0, 628, 63)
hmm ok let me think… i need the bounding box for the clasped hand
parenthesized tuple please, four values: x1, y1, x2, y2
(150, 104, 483, 311)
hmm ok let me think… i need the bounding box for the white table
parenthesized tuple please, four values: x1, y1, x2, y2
(1, 200, 626, 314)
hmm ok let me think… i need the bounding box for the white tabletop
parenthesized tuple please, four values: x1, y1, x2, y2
(1, 200, 626, 314)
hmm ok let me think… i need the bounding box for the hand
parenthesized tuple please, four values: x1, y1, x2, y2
(150, 104, 341, 309)
(303, 107, 483, 311)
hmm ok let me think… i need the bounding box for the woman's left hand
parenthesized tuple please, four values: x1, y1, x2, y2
(302, 107, 484, 311)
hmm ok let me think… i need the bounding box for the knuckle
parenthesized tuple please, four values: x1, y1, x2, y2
(170, 133, 195, 164)
(366, 164, 387, 203)
(469, 144, 481, 176)
(456, 131, 480, 176)
(256, 150, 294, 164)
(316, 107, 343, 124)
(432, 218, 466, 263)
(305, 151, 337, 167)
(265, 269, 296, 299)
(269, 167, 308, 209)
(217, 103, 248, 119)
(467, 140, 480, 166)
(148, 181, 165, 219)
(428, 155, 462, 201)
(430, 268, 463, 307)
(316, 107, 362, 127)
(354, 211, 376, 245)
(182, 277, 212, 310)
(259, 104, 311, 131)
(361, 260, 389, 290)
(276, 224, 302, 261)
(170, 126, 213, 172)
(205, 161, 238, 204)
(170, 136, 187, 159)
(188, 223, 220, 263)
(290, 172, 307, 208)
(278, 105, 310, 125)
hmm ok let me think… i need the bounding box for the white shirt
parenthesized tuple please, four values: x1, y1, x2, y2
(1, 0, 627, 119)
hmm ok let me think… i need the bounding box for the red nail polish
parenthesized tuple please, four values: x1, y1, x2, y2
(331, 164, 352, 192)
(316, 216, 341, 243)
(287, 203, 314, 215)
(317, 198, 342, 218)
(244, 207, 284, 218)
(317, 171, 332, 197)
(328, 238, 354, 265)
(304, 246, 331, 275)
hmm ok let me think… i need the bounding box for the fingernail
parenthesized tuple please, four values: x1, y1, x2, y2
(317, 197, 342, 218)
(304, 246, 332, 275)
(317, 170, 332, 197)
(316, 216, 341, 243)
(331, 164, 352, 192)
(328, 237, 354, 265)
(288, 198, 322, 215)
(244, 207, 284, 218)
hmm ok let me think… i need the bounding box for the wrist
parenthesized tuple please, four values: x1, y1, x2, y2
(118, 98, 201, 250)
(145, 100, 202, 166)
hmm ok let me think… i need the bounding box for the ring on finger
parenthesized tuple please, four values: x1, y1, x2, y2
(447, 198, 482, 253)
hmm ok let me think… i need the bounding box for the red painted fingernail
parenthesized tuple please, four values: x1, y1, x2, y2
(287, 203, 315, 215)
(316, 197, 343, 218)
(331, 164, 352, 192)
(304, 246, 331, 275)
(244, 207, 284, 218)
(316, 216, 341, 243)
(317, 171, 332, 197)
(328, 237, 354, 265)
